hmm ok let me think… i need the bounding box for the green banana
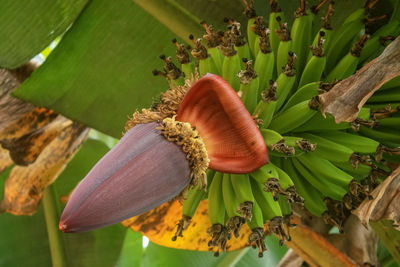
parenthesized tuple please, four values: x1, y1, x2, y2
(275, 52, 297, 111)
(269, 98, 319, 134)
(239, 59, 259, 114)
(297, 153, 354, 188)
(200, 21, 223, 73)
(208, 172, 226, 226)
(377, 117, 400, 129)
(260, 128, 283, 146)
(221, 51, 241, 91)
(222, 173, 245, 238)
(360, 19, 400, 64)
(292, 113, 351, 132)
(297, 132, 354, 162)
(326, 33, 369, 82)
(368, 88, 400, 103)
(270, 136, 315, 157)
(359, 126, 400, 146)
(275, 16, 292, 75)
(250, 178, 282, 222)
(231, 174, 254, 220)
(207, 172, 229, 256)
(290, 0, 313, 75)
(246, 200, 267, 257)
(293, 157, 347, 201)
(268, 0, 285, 60)
(379, 76, 400, 91)
(253, 29, 275, 97)
(253, 80, 278, 128)
(325, 7, 365, 73)
(282, 158, 327, 216)
(281, 82, 320, 112)
(298, 31, 326, 88)
(333, 161, 372, 178)
(172, 184, 206, 241)
(307, 1, 334, 61)
(314, 130, 380, 154)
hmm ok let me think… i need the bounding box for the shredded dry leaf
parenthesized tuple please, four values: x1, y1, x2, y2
(353, 167, 400, 230)
(319, 36, 400, 123)
(122, 199, 254, 251)
(0, 120, 88, 215)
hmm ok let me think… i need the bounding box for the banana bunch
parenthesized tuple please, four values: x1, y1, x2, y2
(154, 0, 400, 257)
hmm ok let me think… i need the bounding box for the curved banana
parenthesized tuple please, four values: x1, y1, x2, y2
(231, 174, 255, 220)
(270, 98, 319, 134)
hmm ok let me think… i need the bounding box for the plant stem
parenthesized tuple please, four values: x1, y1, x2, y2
(133, 0, 203, 43)
(43, 185, 66, 267)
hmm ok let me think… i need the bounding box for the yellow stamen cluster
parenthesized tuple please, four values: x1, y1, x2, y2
(157, 116, 209, 193)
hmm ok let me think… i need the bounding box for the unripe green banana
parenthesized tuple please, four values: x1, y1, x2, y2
(297, 132, 354, 162)
(275, 16, 292, 75)
(208, 172, 226, 225)
(231, 174, 254, 220)
(222, 52, 241, 91)
(269, 0, 285, 60)
(297, 153, 354, 188)
(239, 59, 259, 114)
(247, 17, 257, 57)
(325, 52, 359, 82)
(359, 126, 400, 146)
(277, 195, 292, 217)
(379, 76, 400, 91)
(325, 7, 365, 73)
(250, 178, 282, 222)
(368, 88, 400, 103)
(307, 1, 334, 61)
(377, 117, 400, 129)
(281, 82, 320, 112)
(333, 161, 372, 178)
(314, 130, 380, 154)
(260, 128, 283, 146)
(253, 80, 278, 128)
(208, 47, 223, 74)
(250, 163, 279, 184)
(299, 31, 326, 88)
(253, 29, 275, 96)
(222, 173, 245, 238)
(282, 158, 327, 216)
(293, 157, 347, 201)
(360, 19, 400, 64)
(246, 200, 267, 257)
(290, 0, 313, 76)
(269, 98, 319, 134)
(292, 113, 351, 132)
(275, 52, 297, 111)
(270, 136, 315, 157)
(246, 200, 264, 230)
(172, 183, 206, 241)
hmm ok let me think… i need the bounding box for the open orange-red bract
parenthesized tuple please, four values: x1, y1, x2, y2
(177, 74, 268, 173)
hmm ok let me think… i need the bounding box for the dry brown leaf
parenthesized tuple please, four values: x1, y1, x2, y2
(327, 215, 378, 266)
(353, 167, 400, 229)
(0, 65, 35, 130)
(0, 121, 88, 215)
(319, 37, 400, 123)
(286, 216, 356, 267)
